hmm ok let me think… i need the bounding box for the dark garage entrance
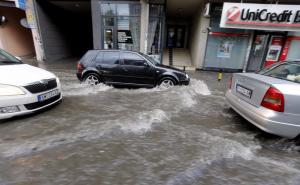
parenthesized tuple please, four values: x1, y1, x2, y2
(36, 0, 93, 61)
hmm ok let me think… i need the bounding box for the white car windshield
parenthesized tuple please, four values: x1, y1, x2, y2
(260, 62, 300, 84)
(0, 50, 22, 65)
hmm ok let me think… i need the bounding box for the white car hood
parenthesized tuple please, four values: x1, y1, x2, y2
(0, 64, 56, 86)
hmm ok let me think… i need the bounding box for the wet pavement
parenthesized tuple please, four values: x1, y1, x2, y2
(0, 59, 300, 185)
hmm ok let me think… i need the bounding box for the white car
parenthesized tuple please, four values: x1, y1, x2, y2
(0, 49, 62, 119)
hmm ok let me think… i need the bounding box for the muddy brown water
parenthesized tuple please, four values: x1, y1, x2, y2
(0, 61, 300, 185)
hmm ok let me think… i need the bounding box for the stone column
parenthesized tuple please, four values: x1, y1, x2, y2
(26, 0, 45, 61)
(140, 0, 149, 53)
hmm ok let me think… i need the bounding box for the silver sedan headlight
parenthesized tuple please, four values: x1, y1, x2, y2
(0, 84, 25, 96)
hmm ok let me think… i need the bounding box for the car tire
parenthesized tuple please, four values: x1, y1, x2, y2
(158, 77, 176, 89)
(83, 73, 102, 86)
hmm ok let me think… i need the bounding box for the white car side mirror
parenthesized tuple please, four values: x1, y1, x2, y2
(15, 56, 21, 61)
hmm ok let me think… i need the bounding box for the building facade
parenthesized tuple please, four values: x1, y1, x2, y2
(3, 0, 300, 72)
(204, 2, 300, 72)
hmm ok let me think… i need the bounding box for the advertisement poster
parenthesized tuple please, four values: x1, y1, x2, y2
(117, 30, 133, 44)
(266, 36, 283, 62)
(266, 45, 282, 61)
(217, 40, 234, 58)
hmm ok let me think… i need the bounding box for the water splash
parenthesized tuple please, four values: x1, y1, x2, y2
(164, 127, 261, 185)
(117, 109, 170, 134)
(175, 79, 211, 108)
(165, 129, 300, 185)
(188, 79, 211, 96)
(62, 83, 113, 96)
(0, 109, 169, 158)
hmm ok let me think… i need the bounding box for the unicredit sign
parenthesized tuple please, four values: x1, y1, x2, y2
(241, 9, 300, 23)
(220, 3, 300, 31)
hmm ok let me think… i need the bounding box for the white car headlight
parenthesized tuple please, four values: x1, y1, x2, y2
(185, 74, 189, 79)
(56, 77, 60, 85)
(56, 77, 61, 88)
(0, 84, 25, 96)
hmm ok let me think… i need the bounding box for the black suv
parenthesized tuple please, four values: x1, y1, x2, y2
(76, 50, 190, 88)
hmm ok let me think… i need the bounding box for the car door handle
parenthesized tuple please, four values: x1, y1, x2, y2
(121, 67, 128, 72)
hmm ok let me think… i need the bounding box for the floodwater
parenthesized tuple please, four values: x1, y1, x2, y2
(0, 60, 300, 185)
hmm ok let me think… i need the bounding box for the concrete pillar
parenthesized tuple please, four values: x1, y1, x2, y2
(140, 0, 149, 53)
(189, 7, 210, 69)
(196, 16, 210, 69)
(26, 0, 45, 61)
(91, 0, 101, 49)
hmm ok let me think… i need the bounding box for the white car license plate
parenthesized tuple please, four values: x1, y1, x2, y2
(236, 84, 252, 98)
(38, 89, 59, 102)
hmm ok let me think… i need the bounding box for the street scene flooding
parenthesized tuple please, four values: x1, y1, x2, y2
(0, 62, 300, 185)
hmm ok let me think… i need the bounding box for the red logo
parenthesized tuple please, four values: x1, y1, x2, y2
(227, 6, 240, 21)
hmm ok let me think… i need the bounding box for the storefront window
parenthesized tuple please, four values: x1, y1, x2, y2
(286, 40, 300, 61)
(205, 36, 249, 70)
(204, 5, 250, 70)
(117, 4, 140, 16)
(147, 4, 164, 63)
(104, 17, 114, 26)
(100, 3, 141, 51)
(101, 4, 116, 16)
(117, 16, 140, 51)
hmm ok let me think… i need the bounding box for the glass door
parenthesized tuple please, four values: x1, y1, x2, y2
(104, 27, 114, 49)
(167, 26, 186, 48)
(247, 34, 270, 72)
(103, 17, 117, 49)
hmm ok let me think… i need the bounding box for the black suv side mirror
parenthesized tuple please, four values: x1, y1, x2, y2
(143, 61, 149, 67)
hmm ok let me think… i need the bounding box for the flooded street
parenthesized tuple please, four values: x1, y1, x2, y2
(0, 61, 300, 185)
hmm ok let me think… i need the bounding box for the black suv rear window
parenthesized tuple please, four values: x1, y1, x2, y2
(101, 51, 120, 64)
(80, 50, 99, 63)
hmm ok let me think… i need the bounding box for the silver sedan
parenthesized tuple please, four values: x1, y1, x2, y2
(226, 62, 300, 139)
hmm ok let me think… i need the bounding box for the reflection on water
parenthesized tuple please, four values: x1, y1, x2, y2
(0, 68, 300, 185)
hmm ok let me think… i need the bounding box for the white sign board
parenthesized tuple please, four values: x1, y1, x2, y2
(220, 3, 300, 31)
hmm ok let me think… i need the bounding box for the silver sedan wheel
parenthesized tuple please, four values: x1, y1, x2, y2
(160, 79, 175, 89)
(84, 75, 100, 86)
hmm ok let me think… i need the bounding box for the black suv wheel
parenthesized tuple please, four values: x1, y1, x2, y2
(83, 73, 101, 86)
(158, 77, 176, 89)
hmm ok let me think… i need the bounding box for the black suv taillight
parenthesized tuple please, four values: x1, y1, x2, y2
(77, 63, 84, 74)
